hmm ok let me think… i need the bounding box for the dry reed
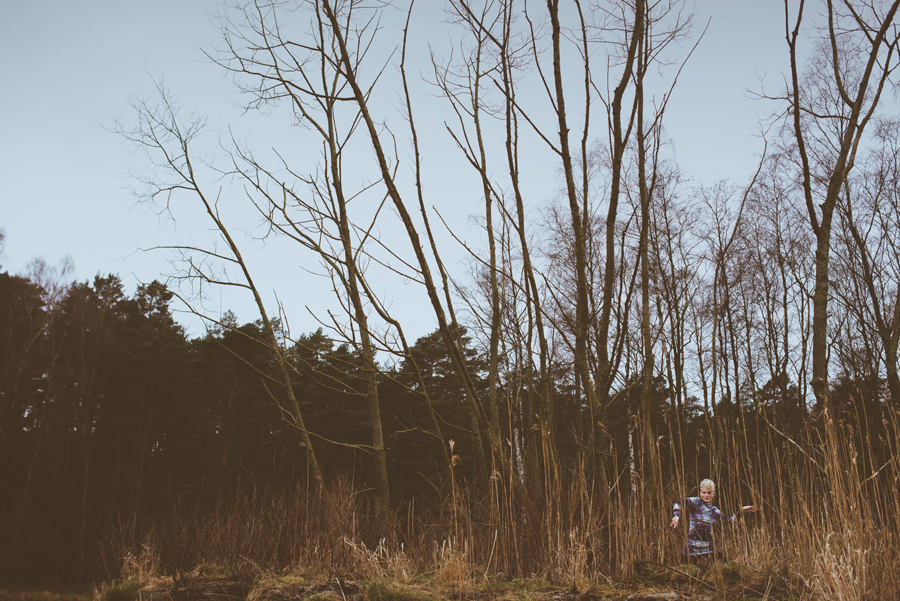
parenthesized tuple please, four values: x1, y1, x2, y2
(98, 409, 900, 599)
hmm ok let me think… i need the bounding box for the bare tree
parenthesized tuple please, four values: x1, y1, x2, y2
(117, 87, 327, 492)
(780, 0, 900, 412)
(835, 118, 900, 407)
(742, 153, 815, 428)
(211, 0, 402, 520)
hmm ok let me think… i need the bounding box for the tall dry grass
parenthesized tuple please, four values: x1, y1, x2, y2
(699, 405, 900, 600)
(101, 408, 900, 599)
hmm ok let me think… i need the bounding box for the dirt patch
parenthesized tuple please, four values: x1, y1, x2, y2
(249, 577, 364, 601)
(101, 566, 797, 601)
(629, 561, 790, 600)
(143, 578, 252, 601)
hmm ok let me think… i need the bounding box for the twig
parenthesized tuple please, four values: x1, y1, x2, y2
(484, 529, 498, 581)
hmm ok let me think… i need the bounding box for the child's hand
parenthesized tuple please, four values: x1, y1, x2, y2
(670, 515, 679, 528)
(741, 505, 757, 513)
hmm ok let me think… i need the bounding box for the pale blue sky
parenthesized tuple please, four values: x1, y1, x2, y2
(1, 0, 789, 339)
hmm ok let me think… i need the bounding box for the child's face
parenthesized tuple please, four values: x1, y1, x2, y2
(700, 487, 715, 503)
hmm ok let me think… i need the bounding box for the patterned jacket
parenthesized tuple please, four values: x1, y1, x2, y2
(673, 497, 738, 556)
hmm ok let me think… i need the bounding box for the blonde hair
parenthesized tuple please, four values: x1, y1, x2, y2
(700, 479, 716, 493)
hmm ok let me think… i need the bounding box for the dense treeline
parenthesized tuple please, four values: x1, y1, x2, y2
(0, 265, 480, 583)
(4, 0, 900, 597)
(0, 263, 542, 583)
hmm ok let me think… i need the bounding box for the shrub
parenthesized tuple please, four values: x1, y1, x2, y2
(99, 577, 141, 601)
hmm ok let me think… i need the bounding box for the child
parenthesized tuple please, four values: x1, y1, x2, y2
(670, 479, 756, 563)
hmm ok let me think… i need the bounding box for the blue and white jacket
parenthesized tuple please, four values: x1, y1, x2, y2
(673, 497, 738, 556)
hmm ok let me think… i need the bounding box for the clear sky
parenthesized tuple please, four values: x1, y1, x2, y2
(0, 0, 789, 340)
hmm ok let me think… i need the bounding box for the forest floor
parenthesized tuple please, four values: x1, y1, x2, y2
(0, 563, 798, 601)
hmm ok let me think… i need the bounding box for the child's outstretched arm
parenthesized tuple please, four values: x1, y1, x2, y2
(670, 501, 682, 528)
(728, 505, 758, 521)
